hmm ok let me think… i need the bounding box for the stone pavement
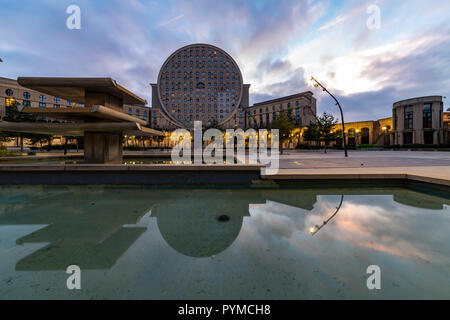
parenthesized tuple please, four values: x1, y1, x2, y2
(262, 150, 450, 187)
(277, 150, 450, 169)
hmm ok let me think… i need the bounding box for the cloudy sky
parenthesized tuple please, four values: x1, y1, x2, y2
(0, 0, 449, 121)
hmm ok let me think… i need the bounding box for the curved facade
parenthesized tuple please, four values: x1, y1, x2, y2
(155, 44, 244, 128)
(392, 96, 444, 145)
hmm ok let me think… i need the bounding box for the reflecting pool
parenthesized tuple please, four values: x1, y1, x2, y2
(0, 185, 449, 299)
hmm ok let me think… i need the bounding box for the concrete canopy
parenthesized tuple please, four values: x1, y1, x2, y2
(17, 105, 148, 125)
(0, 121, 163, 137)
(17, 77, 147, 105)
(2, 77, 164, 163)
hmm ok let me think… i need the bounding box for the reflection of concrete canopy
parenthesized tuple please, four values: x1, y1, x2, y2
(0, 77, 164, 163)
(393, 190, 449, 210)
(0, 188, 153, 271)
(150, 190, 263, 257)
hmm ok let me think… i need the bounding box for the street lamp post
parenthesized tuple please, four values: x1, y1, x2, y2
(310, 76, 348, 157)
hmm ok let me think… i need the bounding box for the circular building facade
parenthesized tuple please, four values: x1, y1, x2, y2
(157, 44, 244, 128)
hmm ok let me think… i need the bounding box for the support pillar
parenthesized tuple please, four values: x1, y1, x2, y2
(84, 132, 123, 164)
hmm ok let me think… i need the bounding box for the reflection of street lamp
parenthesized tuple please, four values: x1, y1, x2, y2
(310, 76, 348, 157)
(309, 194, 344, 236)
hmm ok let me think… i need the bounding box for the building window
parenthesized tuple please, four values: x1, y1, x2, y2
(39, 102, 46, 108)
(423, 103, 432, 129)
(39, 95, 46, 101)
(394, 111, 398, 131)
(54, 97, 60, 103)
(295, 108, 301, 124)
(54, 104, 60, 108)
(23, 100, 31, 107)
(23, 92, 31, 99)
(5, 98, 15, 106)
(404, 106, 413, 129)
(5, 89, 13, 97)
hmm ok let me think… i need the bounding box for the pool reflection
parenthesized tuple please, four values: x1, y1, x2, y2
(0, 186, 449, 275)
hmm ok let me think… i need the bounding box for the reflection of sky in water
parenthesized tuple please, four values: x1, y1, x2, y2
(0, 186, 449, 299)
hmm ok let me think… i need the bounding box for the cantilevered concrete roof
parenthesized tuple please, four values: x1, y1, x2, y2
(0, 121, 164, 137)
(17, 77, 147, 105)
(18, 105, 148, 125)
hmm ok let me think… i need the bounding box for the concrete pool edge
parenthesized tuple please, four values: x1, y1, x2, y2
(261, 166, 450, 190)
(0, 164, 263, 185)
(0, 164, 448, 190)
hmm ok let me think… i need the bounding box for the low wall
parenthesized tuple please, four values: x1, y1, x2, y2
(0, 164, 262, 185)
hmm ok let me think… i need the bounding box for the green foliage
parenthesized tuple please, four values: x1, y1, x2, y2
(303, 112, 338, 145)
(384, 144, 450, 149)
(295, 143, 321, 150)
(1, 101, 52, 144)
(357, 144, 379, 149)
(269, 110, 296, 143)
(0, 146, 18, 157)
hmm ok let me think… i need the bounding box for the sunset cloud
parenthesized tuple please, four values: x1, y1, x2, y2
(0, 0, 449, 121)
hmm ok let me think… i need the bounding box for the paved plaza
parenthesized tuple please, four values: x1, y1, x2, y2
(278, 150, 450, 169)
(261, 150, 450, 187)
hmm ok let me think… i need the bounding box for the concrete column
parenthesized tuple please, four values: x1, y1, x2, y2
(84, 132, 123, 164)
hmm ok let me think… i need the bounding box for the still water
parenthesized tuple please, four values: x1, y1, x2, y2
(0, 185, 449, 299)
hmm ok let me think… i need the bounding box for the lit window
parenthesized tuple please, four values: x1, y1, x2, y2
(5, 98, 15, 106)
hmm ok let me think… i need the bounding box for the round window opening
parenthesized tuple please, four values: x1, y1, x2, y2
(196, 82, 205, 90)
(5, 89, 13, 97)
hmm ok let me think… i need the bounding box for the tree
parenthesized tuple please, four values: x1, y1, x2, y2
(269, 110, 296, 154)
(303, 112, 338, 153)
(2, 100, 51, 152)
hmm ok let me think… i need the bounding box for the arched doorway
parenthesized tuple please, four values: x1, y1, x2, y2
(335, 129, 343, 147)
(347, 129, 356, 146)
(361, 128, 370, 145)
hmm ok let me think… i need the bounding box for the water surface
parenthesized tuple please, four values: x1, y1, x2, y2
(0, 185, 449, 299)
